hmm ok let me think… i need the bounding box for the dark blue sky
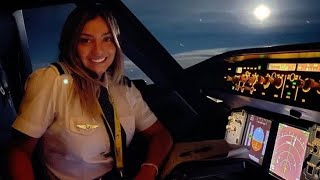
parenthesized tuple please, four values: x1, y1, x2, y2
(123, 0, 320, 55)
(23, 0, 320, 69)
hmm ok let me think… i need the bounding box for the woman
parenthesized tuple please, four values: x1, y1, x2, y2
(9, 3, 173, 180)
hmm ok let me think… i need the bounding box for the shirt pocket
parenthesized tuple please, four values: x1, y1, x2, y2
(69, 117, 99, 136)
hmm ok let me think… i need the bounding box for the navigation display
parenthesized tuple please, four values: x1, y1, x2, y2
(242, 114, 272, 165)
(269, 123, 309, 180)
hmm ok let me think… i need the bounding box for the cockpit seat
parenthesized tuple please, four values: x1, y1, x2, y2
(0, 10, 28, 180)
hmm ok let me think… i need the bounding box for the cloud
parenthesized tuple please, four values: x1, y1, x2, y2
(173, 48, 230, 68)
(172, 44, 282, 69)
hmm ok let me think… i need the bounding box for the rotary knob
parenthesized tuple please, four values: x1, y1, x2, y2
(273, 77, 283, 89)
(226, 125, 236, 131)
(258, 76, 265, 84)
(301, 78, 320, 92)
(248, 76, 257, 85)
(228, 116, 234, 121)
(226, 75, 240, 84)
(261, 76, 273, 89)
(240, 74, 248, 83)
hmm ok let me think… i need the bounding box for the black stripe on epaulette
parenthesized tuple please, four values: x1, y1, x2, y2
(51, 62, 65, 75)
(122, 76, 132, 87)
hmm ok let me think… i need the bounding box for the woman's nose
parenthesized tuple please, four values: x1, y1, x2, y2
(92, 41, 104, 55)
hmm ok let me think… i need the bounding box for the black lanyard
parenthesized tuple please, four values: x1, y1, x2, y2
(98, 86, 127, 172)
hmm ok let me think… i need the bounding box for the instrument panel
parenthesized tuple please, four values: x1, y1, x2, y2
(224, 109, 320, 180)
(224, 61, 320, 112)
(225, 110, 247, 145)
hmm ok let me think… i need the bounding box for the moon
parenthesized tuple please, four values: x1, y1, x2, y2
(254, 4, 271, 21)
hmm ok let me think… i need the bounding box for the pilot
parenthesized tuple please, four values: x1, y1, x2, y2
(8, 3, 173, 180)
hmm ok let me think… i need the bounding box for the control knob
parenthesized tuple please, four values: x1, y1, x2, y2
(273, 77, 283, 89)
(258, 76, 272, 89)
(247, 76, 257, 85)
(301, 78, 320, 92)
(228, 116, 234, 121)
(226, 125, 236, 131)
(226, 75, 240, 84)
(240, 74, 248, 83)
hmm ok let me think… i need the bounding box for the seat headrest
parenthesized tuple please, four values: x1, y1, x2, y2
(0, 12, 18, 57)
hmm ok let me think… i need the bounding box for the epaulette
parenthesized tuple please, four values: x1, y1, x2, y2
(50, 62, 68, 75)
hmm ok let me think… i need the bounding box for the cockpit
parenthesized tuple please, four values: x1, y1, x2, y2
(1, 1, 320, 180)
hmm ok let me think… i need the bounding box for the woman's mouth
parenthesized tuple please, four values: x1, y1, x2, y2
(90, 57, 106, 63)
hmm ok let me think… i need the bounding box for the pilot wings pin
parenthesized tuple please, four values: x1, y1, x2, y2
(76, 124, 99, 130)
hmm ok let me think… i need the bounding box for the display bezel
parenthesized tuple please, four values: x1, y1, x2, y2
(268, 123, 310, 180)
(241, 113, 273, 166)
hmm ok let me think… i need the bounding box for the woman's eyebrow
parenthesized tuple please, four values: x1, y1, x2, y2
(102, 32, 112, 36)
(80, 32, 112, 37)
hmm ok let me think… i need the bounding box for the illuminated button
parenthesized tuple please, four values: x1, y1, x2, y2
(286, 96, 290, 99)
(287, 92, 291, 96)
(63, 79, 69, 85)
(254, 67, 257, 70)
(243, 67, 247, 70)
(232, 86, 235, 90)
(262, 92, 266, 95)
(258, 66, 261, 70)
(292, 82, 297, 85)
(274, 94, 278, 98)
(250, 67, 253, 70)
(285, 85, 289, 88)
(302, 99, 306, 103)
(292, 86, 296, 89)
(228, 68, 232, 71)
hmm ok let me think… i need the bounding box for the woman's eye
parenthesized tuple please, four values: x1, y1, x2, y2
(79, 38, 91, 43)
(104, 36, 113, 42)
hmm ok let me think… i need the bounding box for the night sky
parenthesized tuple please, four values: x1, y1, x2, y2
(23, 0, 320, 71)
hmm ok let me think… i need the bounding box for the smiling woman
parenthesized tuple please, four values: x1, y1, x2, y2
(8, 3, 173, 180)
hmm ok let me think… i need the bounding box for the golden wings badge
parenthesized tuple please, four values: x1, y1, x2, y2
(76, 124, 99, 130)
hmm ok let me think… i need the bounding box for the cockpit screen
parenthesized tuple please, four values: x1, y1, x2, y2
(269, 123, 309, 180)
(242, 114, 272, 165)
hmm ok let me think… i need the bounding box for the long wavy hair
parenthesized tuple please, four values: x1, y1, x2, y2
(58, 4, 124, 116)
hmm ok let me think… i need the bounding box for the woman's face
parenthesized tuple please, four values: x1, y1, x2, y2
(77, 16, 116, 77)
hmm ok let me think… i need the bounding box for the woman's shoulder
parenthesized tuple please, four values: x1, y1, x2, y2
(30, 65, 59, 79)
(27, 63, 72, 86)
(31, 62, 70, 77)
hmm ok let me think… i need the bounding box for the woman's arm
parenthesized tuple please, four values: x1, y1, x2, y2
(134, 121, 173, 180)
(9, 129, 39, 180)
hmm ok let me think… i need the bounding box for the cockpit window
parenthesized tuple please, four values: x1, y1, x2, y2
(123, 0, 320, 69)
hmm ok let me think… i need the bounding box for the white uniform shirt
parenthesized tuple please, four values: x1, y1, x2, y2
(12, 65, 157, 180)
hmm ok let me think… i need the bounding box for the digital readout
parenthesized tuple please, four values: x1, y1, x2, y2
(297, 63, 320, 72)
(267, 63, 296, 71)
